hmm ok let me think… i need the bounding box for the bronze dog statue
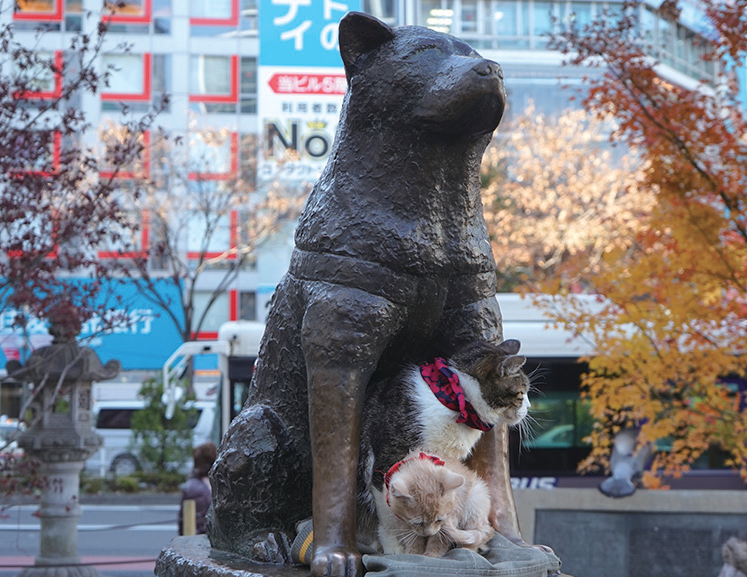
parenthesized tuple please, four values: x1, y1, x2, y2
(207, 12, 520, 577)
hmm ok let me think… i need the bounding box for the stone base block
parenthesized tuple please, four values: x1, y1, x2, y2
(18, 565, 102, 577)
(155, 536, 309, 577)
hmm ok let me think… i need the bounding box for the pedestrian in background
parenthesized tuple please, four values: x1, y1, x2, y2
(178, 441, 217, 535)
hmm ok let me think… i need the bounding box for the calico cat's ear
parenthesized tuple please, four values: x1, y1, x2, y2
(441, 471, 465, 492)
(501, 355, 526, 375)
(497, 339, 521, 355)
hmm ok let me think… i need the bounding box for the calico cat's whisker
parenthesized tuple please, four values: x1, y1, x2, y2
(528, 383, 544, 397)
(522, 407, 553, 422)
(523, 412, 540, 430)
(523, 417, 554, 440)
(517, 417, 538, 450)
(526, 365, 548, 386)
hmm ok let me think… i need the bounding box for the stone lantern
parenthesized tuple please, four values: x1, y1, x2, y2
(6, 305, 120, 577)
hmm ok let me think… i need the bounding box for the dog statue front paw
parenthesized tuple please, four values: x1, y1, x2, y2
(311, 546, 362, 577)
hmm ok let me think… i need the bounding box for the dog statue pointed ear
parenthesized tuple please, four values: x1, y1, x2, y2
(339, 11, 395, 80)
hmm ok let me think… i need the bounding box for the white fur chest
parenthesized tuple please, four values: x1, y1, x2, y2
(407, 366, 484, 461)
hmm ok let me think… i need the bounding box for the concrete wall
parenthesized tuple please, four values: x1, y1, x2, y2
(514, 488, 747, 577)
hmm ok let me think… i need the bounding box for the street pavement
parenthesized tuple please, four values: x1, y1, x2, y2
(0, 493, 181, 577)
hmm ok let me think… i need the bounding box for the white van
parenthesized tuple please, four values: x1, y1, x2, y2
(85, 399, 216, 477)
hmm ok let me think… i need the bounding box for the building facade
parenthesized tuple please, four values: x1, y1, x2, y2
(0, 0, 718, 373)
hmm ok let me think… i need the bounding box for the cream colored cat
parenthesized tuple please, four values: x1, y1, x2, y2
(374, 451, 495, 557)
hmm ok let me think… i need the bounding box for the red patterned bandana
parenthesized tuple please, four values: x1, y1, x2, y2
(420, 358, 494, 432)
(384, 452, 445, 509)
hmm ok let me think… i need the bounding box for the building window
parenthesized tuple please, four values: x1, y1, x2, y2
(152, 0, 171, 33)
(239, 291, 257, 321)
(13, 51, 63, 100)
(237, 133, 258, 183)
(532, 1, 554, 49)
(190, 0, 257, 36)
(100, 126, 150, 180)
(101, 53, 170, 112)
(193, 292, 230, 337)
(97, 207, 149, 260)
(363, 0, 396, 25)
(150, 53, 171, 107)
(186, 211, 238, 261)
(101, 53, 152, 101)
(563, 1, 593, 31)
(191, 0, 237, 26)
(188, 131, 238, 181)
(190, 55, 239, 113)
(494, 1, 527, 48)
(421, 0, 453, 33)
(65, 0, 82, 31)
(639, 5, 716, 81)
(461, 0, 478, 34)
(240, 57, 257, 114)
(103, 0, 171, 34)
(14, 0, 63, 21)
(8, 131, 61, 176)
(103, 0, 151, 23)
(189, 56, 255, 115)
(416, 0, 717, 77)
(190, 55, 237, 100)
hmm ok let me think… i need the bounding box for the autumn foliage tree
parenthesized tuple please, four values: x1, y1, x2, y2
(532, 0, 747, 484)
(0, 16, 162, 338)
(481, 104, 653, 291)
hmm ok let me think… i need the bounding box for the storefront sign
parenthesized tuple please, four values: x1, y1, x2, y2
(257, 0, 360, 182)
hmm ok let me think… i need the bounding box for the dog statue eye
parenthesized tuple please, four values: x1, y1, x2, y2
(406, 44, 441, 58)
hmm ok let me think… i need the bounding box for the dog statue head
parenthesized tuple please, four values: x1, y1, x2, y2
(338, 12, 506, 139)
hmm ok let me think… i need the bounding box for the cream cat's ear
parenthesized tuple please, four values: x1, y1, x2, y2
(390, 480, 412, 500)
(501, 355, 526, 375)
(441, 471, 465, 492)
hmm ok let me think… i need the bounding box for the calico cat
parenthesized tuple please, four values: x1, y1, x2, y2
(374, 451, 494, 556)
(357, 338, 531, 544)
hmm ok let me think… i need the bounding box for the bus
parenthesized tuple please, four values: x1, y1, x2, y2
(162, 294, 745, 491)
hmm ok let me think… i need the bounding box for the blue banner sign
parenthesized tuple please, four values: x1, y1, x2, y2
(0, 279, 184, 371)
(259, 0, 361, 67)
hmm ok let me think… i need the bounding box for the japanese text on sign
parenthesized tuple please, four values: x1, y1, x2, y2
(269, 73, 347, 95)
(260, 0, 358, 67)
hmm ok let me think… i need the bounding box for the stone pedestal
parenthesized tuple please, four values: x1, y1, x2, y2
(33, 460, 85, 566)
(16, 459, 100, 577)
(156, 536, 309, 577)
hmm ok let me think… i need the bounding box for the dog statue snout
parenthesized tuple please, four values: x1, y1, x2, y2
(474, 59, 503, 79)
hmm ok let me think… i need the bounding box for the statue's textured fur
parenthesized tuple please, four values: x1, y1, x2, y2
(207, 12, 509, 577)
